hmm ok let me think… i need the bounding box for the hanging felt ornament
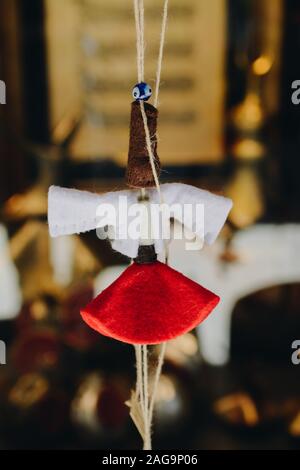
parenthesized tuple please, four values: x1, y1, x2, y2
(48, 0, 232, 450)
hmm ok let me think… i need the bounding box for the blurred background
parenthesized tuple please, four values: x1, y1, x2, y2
(0, 0, 300, 450)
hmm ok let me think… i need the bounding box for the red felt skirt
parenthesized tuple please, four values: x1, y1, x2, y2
(81, 261, 219, 345)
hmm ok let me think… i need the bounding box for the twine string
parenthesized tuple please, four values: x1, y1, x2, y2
(131, 0, 169, 451)
(154, 0, 169, 108)
(142, 344, 150, 449)
(149, 342, 166, 424)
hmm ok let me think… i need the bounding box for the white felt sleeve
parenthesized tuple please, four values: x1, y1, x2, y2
(48, 186, 104, 237)
(153, 183, 233, 245)
(48, 185, 137, 236)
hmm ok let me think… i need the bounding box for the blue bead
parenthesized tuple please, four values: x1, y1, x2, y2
(132, 82, 152, 101)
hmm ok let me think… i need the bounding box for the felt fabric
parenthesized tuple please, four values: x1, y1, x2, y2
(48, 183, 232, 258)
(126, 101, 160, 188)
(48, 184, 137, 237)
(80, 260, 220, 344)
(149, 183, 233, 246)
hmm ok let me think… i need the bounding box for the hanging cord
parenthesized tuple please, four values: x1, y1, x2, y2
(134, 0, 144, 82)
(142, 344, 150, 449)
(148, 341, 166, 423)
(154, 0, 169, 108)
(139, 101, 161, 200)
(134, 0, 169, 202)
(130, 0, 169, 451)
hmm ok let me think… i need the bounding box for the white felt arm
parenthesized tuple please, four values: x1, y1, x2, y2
(48, 185, 137, 237)
(48, 186, 102, 237)
(151, 183, 233, 245)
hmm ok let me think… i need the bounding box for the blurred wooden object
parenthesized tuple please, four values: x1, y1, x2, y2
(0, 0, 27, 201)
(226, 1, 283, 228)
(44, 0, 81, 143)
(69, 0, 226, 164)
(258, 0, 283, 116)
